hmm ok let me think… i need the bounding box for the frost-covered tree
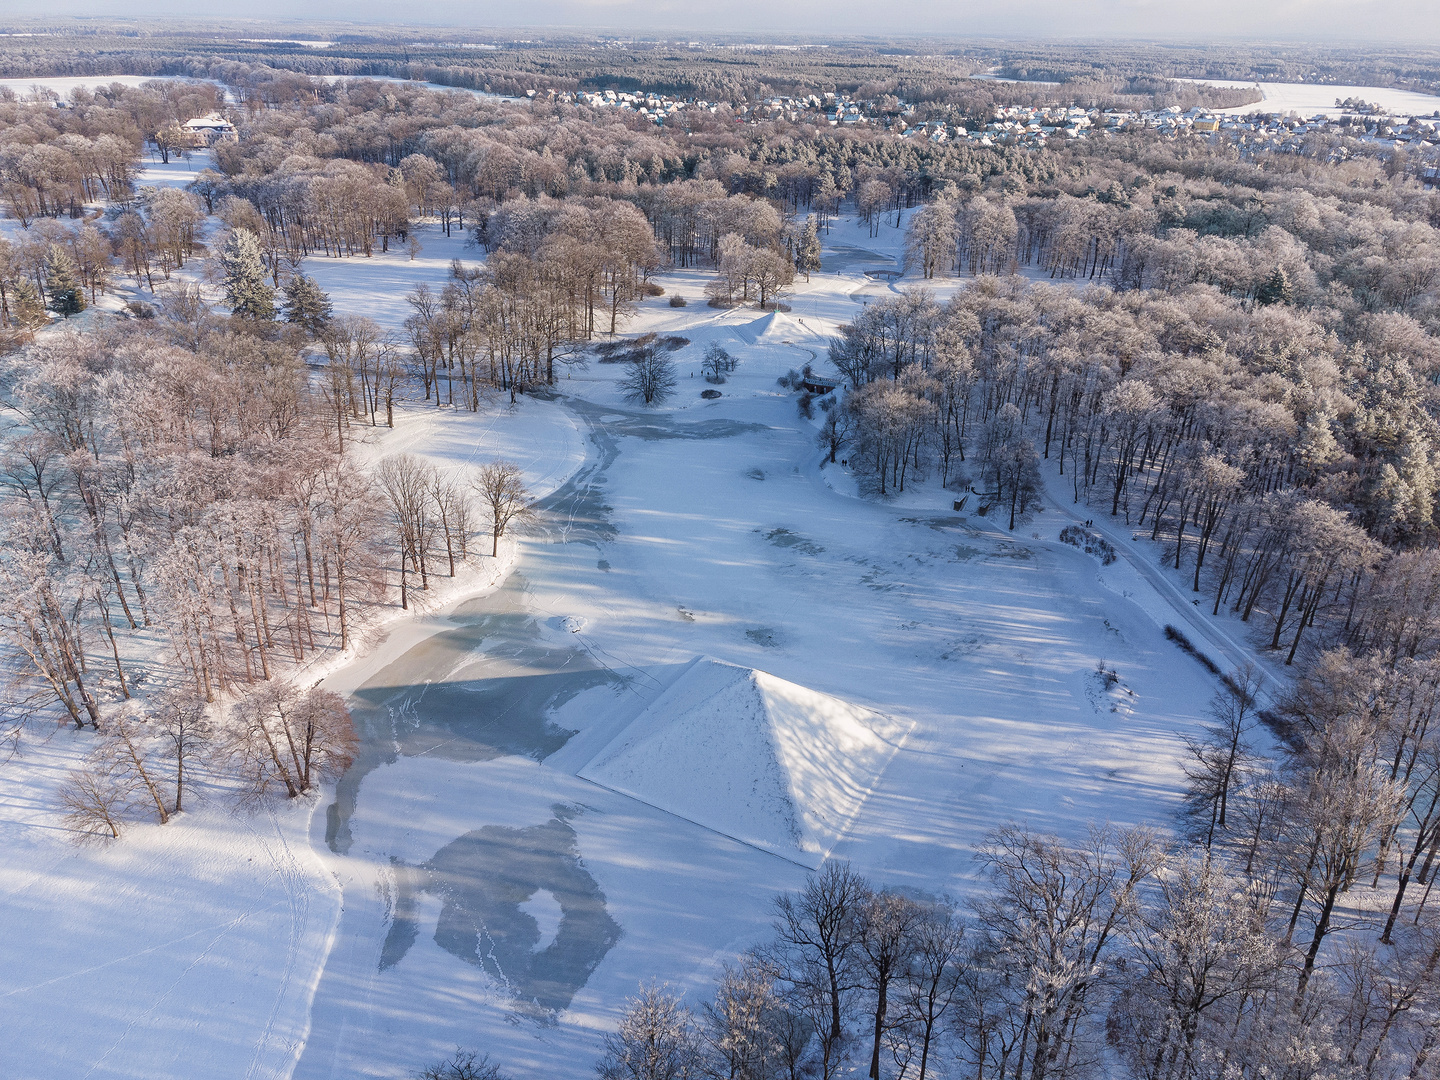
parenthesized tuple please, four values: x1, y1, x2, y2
(44, 243, 85, 318)
(8, 277, 49, 333)
(904, 199, 958, 279)
(220, 228, 276, 320)
(598, 983, 702, 1080)
(700, 957, 795, 1080)
(228, 683, 357, 801)
(282, 273, 333, 335)
(795, 217, 822, 281)
(978, 404, 1042, 530)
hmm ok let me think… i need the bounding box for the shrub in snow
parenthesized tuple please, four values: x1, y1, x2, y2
(669, 294, 688, 307)
(701, 388, 722, 399)
(1059, 525, 1117, 565)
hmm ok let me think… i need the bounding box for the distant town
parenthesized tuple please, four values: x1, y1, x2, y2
(534, 86, 1440, 158)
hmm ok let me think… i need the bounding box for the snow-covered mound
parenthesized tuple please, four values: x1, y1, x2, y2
(579, 658, 907, 863)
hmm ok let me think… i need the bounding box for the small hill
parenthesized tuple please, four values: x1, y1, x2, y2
(579, 658, 907, 863)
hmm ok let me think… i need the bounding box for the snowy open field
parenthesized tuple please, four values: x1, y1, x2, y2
(1181, 78, 1440, 117)
(0, 74, 225, 100)
(2, 203, 1254, 1080)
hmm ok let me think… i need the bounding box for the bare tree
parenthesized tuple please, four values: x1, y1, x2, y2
(59, 757, 135, 842)
(153, 691, 211, 814)
(768, 862, 872, 1080)
(375, 454, 435, 609)
(1183, 665, 1263, 848)
(471, 459, 534, 558)
(858, 890, 923, 1080)
(415, 1050, 510, 1080)
(892, 898, 964, 1080)
(621, 346, 678, 407)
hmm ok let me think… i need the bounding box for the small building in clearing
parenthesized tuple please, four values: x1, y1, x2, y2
(181, 114, 238, 147)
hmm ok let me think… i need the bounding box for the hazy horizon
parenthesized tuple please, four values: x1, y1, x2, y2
(1, 0, 1437, 44)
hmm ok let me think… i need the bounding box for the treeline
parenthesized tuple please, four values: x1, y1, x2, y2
(821, 278, 1440, 666)
(0, 293, 539, 736)
(8, 30, 1435, 108)
(991, 41, 1440, 99)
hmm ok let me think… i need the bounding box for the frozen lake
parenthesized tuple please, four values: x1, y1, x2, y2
(296, 286, 1224, 1074)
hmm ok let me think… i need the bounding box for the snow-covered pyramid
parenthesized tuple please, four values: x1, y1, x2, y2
(579, 658, 907, 863)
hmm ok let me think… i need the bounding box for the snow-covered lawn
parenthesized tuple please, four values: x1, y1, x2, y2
(292, 275, 1224, 1076)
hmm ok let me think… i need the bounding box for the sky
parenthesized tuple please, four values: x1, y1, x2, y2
(3, 0, 1437, 41)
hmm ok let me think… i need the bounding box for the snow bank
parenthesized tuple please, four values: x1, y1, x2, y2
(580, 658, 908, 864)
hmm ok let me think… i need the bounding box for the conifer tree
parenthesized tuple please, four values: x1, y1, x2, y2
(282, 274, 333, 335)
(796, 217, 822, 281)
(44, 244, 86, 319)
(10, 278, 49, 332)
(221, 228, 276, 320)
(1256, 266, 1293, 306)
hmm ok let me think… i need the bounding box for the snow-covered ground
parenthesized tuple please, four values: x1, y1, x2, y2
(3, 205, 1243, 1080)
(1181, 78, 1440, 117)
(0, 74, 225, 100)
(288, 217, 1228, 1078)
(0, 388, 587, 1080)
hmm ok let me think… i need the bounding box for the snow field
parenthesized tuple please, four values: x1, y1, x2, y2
(300, 286, 1223, 1076)
(1181, 78, 1440, 117)
(0, 728, 341, 1080)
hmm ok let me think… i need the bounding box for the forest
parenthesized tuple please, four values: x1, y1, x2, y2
(3, 45, 1440, 1080)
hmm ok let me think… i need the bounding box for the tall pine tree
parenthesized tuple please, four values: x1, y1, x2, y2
(221, 229, 276, 320)
(44, 244, 86, 319)
(282, 274, 333, 335)
(1255, 266, 1293, 306)
(795, 217, 822, 281)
